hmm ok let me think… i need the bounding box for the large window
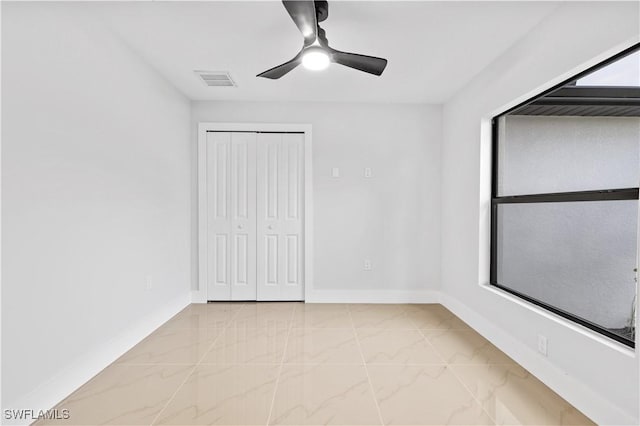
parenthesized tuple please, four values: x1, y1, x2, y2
(491, 44, 640, 347)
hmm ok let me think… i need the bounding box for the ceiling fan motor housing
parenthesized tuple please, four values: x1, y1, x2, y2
(315, 0, 329, 22)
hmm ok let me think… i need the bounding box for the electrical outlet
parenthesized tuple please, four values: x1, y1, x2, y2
(363, 259, 372, 271)
(145, 275, 153, 290)
(537, 334, 548, 356)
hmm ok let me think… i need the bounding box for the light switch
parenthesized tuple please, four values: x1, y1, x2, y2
(331, 167, 340, 178)
(364, 167, 372, 178)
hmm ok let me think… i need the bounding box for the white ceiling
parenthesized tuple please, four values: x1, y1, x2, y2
(88, 1, 560, 103)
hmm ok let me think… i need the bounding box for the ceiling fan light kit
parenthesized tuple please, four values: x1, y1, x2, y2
(257, 0, 388, 79)
(302, 46, 330, 71)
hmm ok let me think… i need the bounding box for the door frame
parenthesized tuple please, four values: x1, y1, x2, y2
(196, 122, 313, 303)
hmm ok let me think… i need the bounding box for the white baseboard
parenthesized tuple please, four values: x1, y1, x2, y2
(191, 287, 440, 304)
(440, 293, 637, 426)
(3, 293, 191, 426)
(191, 288, 207, 303)
(305, 289, 440, 304)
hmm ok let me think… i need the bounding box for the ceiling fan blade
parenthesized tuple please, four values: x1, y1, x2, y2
(330, 50, 388, 76)
(257, 53, 302, 79)
(282, 0, 318, 43)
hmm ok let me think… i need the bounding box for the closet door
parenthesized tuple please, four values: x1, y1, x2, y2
(206, 132, 257, 301)
(256, 133, 305, 301)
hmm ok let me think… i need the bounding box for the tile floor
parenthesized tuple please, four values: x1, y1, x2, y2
(36, 303, 594, 425)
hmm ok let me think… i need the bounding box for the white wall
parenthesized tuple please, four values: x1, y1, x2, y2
(441, 1, 639, 425)
(1, 2, 192, 416)
(191, 101, 442, 302)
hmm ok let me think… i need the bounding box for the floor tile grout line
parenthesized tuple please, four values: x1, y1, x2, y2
(416, 316, 499, 425)
(196, 302, 246, 363)
(416, 327, 449, 365)
(149, 302, 246, 426)
(52, 307, 239, 411)
(446, 363, 498, 425)
(147, 364, 198, 426)
(348, 304, 386, 426)
(415, 320, 499, 424)
(122, 361, 461, 366)
(50, 304, 574, 426)
(265, 302, 298, 426)
(417, 326, 518, 367)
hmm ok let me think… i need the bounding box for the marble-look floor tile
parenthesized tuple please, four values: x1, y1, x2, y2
(348, 304, 409, 314)
(406, 304, 471, 329)
(451, 364, 594, 425)
(200, 327, 288, 364)
(163, 303, 243, 329)
(33, 303, 595, 426)
(349, 304, 417, 329)
(230, 302, 296, 328)
(116, 327, 221, 364)
(269, 364, 381, 425)
(297, 303, 350, 311)
(357, 328, 445, 364)
(367, 364, 493, 425)
(36, 365, 192, 425)
(423, 328, 515, 365)
(292, 304, 353, 328)
(284, 328, 362, 364)
(155, 364, 279, 425)
(186, 302, 245, 313)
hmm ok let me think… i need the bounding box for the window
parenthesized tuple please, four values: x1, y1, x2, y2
(491, 44, 640, 347)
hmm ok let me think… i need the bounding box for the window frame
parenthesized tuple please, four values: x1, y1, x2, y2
(490, 43, 640, 348)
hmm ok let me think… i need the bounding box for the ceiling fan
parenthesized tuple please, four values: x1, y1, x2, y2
(257, 0, 388, 79)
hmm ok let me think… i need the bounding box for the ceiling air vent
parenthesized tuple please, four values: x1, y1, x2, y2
(195, 71, 236, 87)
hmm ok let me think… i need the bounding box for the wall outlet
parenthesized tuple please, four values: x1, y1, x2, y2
(331, 167, 340, 178)
(364, 167, 372, 178)
(363, 259, 372, 271)
(145, 275, 153, 290)
(537, 334, 548, 356)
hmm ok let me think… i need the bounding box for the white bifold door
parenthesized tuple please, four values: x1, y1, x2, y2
(206, 131, 304, 301)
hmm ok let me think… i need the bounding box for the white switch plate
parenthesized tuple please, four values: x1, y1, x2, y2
(145, 275, 153, 290)
(364, 167, 372, 178)
(537, 334, 547, 356)
(363, 259, 372, 271)
(331, 167, 340, 178)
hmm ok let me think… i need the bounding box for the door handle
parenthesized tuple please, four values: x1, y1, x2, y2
(268, 225, 274, 230)
(237, 224, 243, 230)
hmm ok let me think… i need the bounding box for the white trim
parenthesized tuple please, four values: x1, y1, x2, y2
(486, 38, 640, 120)
(5, 293, 190, 423)
(480, 283, 635, 355)
(305, 289, 440, 304)
(191, 289, 207, 304)
(440, 293, 637, 426)
(637, 186, 640, 423)
(197, 123, 209, 304)
(197, 122, 313, 302)
(303, 127, 314, 304)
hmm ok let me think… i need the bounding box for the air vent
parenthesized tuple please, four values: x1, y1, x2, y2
(195, 71, 236, 87)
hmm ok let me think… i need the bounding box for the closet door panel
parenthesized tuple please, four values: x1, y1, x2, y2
(257, 133, 304, 301)
(207, 132, 257, 301)
(207, 132, 232, 300)
(229, 132, 257, 300)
